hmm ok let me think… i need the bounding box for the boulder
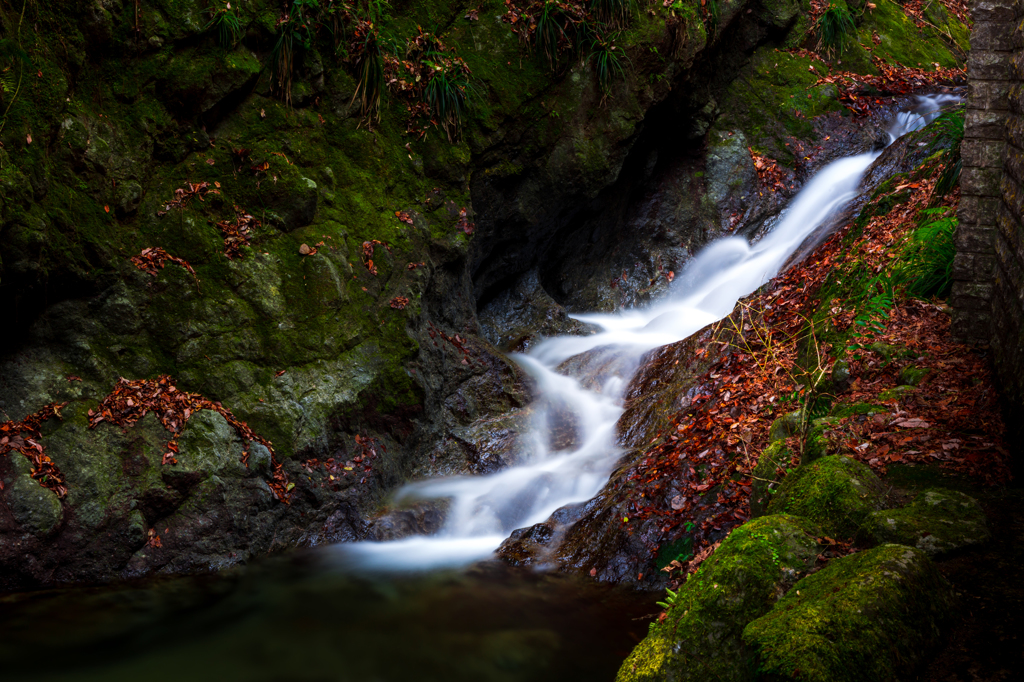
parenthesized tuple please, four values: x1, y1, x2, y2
(766, 456, 887, 538)
(616, 515, 822, 682)
(743, 544, 956, 682)
(862, 488, 990, 557)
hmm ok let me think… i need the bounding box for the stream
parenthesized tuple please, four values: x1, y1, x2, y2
(0, 95, 956, 681)
(339, 93, 958, 572)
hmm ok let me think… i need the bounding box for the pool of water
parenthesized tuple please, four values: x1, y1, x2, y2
(0, 549, 657, 682)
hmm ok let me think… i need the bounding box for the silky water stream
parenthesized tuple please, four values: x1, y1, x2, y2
(0, 95, 957, 682)
(338, 93, 959, 571)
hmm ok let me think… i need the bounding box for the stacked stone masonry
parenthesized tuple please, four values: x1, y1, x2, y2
(953, 0, 1024, 472)
(952, 0, 1017, 342)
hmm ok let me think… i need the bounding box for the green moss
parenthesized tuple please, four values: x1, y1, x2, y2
(830, 402, 887, 419)
(898, 364, 929, 386)
(750, 441, 795, 517)
(717, 46, 844, 165)
(766, 455, 886, 538)
(743, 544, 956, 682)
(617, 514, 823, 682)
(862, 488, 990, 557)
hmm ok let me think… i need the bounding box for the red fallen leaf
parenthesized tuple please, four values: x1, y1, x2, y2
(206, 159, 215, 165)
(275, 370, 286, 377)
(390, 296, 410, 310)
(26, 133, 32, 144)
(68, 375, 82, 382)
(104, 205, 110, 213)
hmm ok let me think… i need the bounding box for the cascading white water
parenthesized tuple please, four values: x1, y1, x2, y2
(339, 94, 958, 571)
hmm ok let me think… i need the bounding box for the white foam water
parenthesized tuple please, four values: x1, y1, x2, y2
(337, 94, 958, 571)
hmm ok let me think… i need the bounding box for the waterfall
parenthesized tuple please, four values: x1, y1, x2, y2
(338, 94, 958, 571)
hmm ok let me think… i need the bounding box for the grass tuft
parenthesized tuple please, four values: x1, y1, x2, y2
(815, 5, 856, 57)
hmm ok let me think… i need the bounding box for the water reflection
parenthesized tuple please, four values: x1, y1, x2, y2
(0, 551, 654, 682)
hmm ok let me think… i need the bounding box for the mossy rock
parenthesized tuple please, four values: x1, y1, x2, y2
(879, 385, 916, 401)
(830, 402, 888, 419)
(801, 421, 833, 465)
(2, 453, 63, 535)
(863, 488, 990, 557)
(743, 544, 956, 682)
(766, 456, 886, 539)
(898, 365, 930, 386)
(615, 514, 823, 682)
(750, 441, 796, 518)
(768, 410, 803, 442)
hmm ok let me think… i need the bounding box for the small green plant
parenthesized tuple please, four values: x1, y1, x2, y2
(846, 288, 894, 360)
(898, 208, 957, 299)
(352, 30, 385, 121)
(589, 36, 627, 93)
(535, 1, 567, 66)
(929, 104, 965, 197)
(205, 2, 242, 48)
(423, 67, 470, 141)
(704, 0, 720, 31)
(815, 5, 856, 57)
(656, 587, 679, 610)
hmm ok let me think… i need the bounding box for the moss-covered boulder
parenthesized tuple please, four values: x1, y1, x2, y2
(750, 441, 795, 518)
(615, 515, 823, 682)
(743, 544, 956, 682)
(766, 456, 887, 539)
(863, 488, 990, 557)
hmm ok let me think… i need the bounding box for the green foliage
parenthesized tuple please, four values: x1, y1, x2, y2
(588, 36, 627, 93)
(930, 103, 965, 196)
(815, 4, 856, 56)
(204, 3, 242, 48)
(898, 208, 957, 299)
(848, 290, 894, 354)
(352, 30, 385, 121)
(423, 67, 470, 140)
(535, 1, 568, 66)
(656, 587, 679, 610)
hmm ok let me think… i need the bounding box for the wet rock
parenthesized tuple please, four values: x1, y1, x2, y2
(705, 129, 757, 212)
(497, 502, 587, 567)
(367, 501, 446, 541)
(3, 454, 63, 535)
(173, 409, 248, 479)
(863, 488, 990, 557)
(831, 360, 851, 392)
(616, 515, 823, 682)
(743, 545, 956, 682)
(478, 271, 596, 352)
(766, 456, 888, 539)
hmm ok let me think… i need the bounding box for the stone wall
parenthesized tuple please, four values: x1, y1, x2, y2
(951, 0, 1017, 344)
(952, 0, 1024, 472)
(992, 1, 1024, 470)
